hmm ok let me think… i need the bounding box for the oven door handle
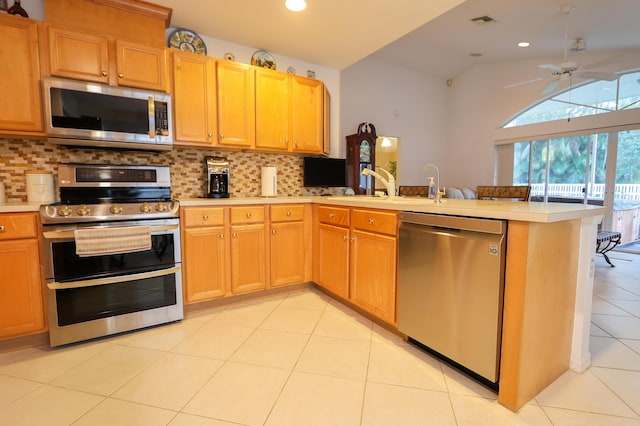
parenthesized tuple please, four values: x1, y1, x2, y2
(43, 224, 179, 240)
(47, 265, 181, 290)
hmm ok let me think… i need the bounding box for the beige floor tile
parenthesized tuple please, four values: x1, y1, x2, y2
(543, 406, 640, 425)
(0, 384, 103, 426)
(361, 381, 456, 426)
(313, 309, 373, 341)
(534, 369, 637, 417)
(259, 306, 323, 334)
(230, 328, 309, 369)
(169, 412, 241, 425)
(450, 394, 552, 426)
(170, 323, 254, 359)
(0, 347, 36, 364)
(209, 302, 276, 327)
(371, 323, 410, 346)
(608, 299, 640, 316)
(0, 374, 40, 408)
(184, 361, 289, 425)
(590, 336, 640, 370)
(295, 335, 370, 380)
(112, 319, 204, 351)
(591, 322, 612, 337)
(621, 339, 640, 354)
(442, 364, 498, 399)
(50, 345, 163, 396)
(592, 314, 640, 339)
(112, 352, 223, 410)
(591, 367, 640, 414)
(184, 305, 227, 323)
(278, 290, 330, 311)
(265, 371, 364, 426)
(594, 284, 640, 301)
(0, 341, 110, 383)
(74, 397, 176, 426)
(592, 297, 633, 315)
(367, 341, 447, 391)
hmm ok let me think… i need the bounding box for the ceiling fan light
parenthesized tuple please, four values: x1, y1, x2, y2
(285, 0, 306, 12)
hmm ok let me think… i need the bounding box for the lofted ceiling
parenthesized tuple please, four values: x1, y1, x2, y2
(155, 0, 640, 78)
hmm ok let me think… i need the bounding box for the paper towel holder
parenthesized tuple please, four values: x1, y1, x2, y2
(261, 166, 277, 197)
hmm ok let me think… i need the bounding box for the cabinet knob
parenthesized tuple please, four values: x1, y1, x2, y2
(287, 211, 291, 216)
(220, 133, 224, 139)
(351, 236, 356, 242)
(220, 233, 224, 239)
(285, 139, 289, 145)
(368, 218, 374, 224)
(233, 232, 238, 238)
(343, 235, 348, 241)
(118, 73, 124, 79)
(247, 212, 252, 218)
(203, 214, 208, 220)
(329, 213, 334, 218)
(294, 141, 299, 147)
(0, 225, 5, 232)
(208, 132, 213, 138)
(272, 229, 276, 235)
(101, 71, 108, 77)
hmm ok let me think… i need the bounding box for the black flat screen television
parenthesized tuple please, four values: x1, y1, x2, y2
(303, 156, 347, 187)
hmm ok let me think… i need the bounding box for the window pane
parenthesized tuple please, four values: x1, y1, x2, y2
(587, 134, 608, 200)
(530, 140, 548, 200)
(513, 141, 530, 185)
(618, 71, 640, 110)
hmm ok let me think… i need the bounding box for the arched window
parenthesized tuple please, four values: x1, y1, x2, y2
(502, 70, 640, 128)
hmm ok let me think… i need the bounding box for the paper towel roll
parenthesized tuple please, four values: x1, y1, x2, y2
(261, 167, 277, 197)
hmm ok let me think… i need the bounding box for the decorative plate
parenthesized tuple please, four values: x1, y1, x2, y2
(168, 28, 207, 55)
(251, 50, 276, 70)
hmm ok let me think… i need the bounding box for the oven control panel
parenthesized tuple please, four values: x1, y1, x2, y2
(40, 201, 179, 224)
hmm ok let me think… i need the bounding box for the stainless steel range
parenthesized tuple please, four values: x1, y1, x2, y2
(40, 164, 183, 347)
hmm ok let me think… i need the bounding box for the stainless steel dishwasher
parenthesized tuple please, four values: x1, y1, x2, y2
(397, 212, 507, 387)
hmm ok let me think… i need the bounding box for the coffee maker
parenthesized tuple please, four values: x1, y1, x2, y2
(205, 156, 230, 198)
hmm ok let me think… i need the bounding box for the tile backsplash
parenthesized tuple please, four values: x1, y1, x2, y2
(0, 139, 343, 202)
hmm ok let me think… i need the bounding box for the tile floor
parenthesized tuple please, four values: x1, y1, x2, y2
(0, 252, 639, 425)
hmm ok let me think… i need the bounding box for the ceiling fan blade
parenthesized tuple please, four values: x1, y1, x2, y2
(542, 80, 561, 95)
(539, 64, 562, 72)
(574, 71, 619, 81)
(504, 77, 544, 89)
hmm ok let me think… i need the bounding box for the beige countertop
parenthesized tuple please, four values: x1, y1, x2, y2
(1, 196, 606, 223)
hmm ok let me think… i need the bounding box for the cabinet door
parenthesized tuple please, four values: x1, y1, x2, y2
(183, 226, 227, 303)
(255, 68, 289, 151)
(0, 239, 45, 339)
(48, 26, 110, 83)
(216, 61, 255, 148)
(116, 40, 167, 91)
(270, 221, 305, 287)
(0, 15, 43, 134)
(315, 223, 349, 299)
(231, 223, 266, 294)
(172, 51, 217, 146)
(290, 75, 323, 153)
(350, 229, 397, 324)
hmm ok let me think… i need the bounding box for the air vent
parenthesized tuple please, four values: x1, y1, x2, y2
(471, 15, 495, 24)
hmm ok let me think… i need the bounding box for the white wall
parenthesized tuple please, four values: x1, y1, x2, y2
(340, 57, 449, 186)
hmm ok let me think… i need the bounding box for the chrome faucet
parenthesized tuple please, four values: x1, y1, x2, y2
(422, 163, 445, 203)
(361, 167, 396, 197)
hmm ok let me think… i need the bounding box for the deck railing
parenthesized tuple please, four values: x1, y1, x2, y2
(530, 183, 640, 201)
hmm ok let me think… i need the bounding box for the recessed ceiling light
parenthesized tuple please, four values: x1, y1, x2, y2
(285, 0, 306, 12)
(517, 42, 531, 48)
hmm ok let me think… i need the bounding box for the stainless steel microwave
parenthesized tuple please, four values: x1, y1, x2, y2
(43, 77, 173, 151)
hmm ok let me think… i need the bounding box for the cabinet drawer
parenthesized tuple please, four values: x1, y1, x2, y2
(183, 207, 225, 228)
(352, 209, 397, 236)
(0, 213, 37, 240)
(271, 204, 305, 222)
(317, 206, 350, 227)
(230, 206, 265, 224)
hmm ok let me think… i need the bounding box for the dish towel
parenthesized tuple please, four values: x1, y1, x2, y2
(74, 226, 152, 257)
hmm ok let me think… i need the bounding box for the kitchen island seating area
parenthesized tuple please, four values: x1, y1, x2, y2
(0, 251, 638, 424)
(476, 185, 532, 201)
(597, 230, 622, 267)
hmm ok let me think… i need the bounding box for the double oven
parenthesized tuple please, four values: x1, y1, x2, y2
(40, 164, 183, 347)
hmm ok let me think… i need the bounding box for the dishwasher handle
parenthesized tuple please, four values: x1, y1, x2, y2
(399, 212, 506, 235)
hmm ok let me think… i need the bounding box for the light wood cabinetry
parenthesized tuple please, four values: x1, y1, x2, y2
(216, 61, 255, 148)
(0, 213, 46, 340)
(269, 204, 307, 288)
(230, 206, 266, 294)
(0, 14, 43, 137)
(313, 205, 398, 324)
(255, 68, 289, 151)
(181, 207, 228, 303)
(46, 25, 167, 91)
(290, 76, 325, 153)
(172, 51, 217, 146)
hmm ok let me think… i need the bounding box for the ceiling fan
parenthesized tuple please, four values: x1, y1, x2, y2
(505, 3, 619, 95)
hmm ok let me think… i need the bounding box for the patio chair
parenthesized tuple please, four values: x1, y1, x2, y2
(476, 185, 531, 201)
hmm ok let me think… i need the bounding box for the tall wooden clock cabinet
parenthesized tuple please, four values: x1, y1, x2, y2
(346, 122, 377, 195)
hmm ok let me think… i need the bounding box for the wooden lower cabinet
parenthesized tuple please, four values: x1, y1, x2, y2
(182, 226, 227, 302)
(0, 213, 45, 340)
(315, 223, 350, 299)
(270, 221, 305, 287)
(230, 222, 267, 294)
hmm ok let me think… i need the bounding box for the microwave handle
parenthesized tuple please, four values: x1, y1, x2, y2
(148, 96, 156, 138)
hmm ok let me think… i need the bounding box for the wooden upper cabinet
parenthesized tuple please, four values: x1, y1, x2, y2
(46, 25, 168, 91)
(172, 51, 217, 146)
(291, 75, 324, 153)
(255, 68, 289, 151)
(116, 40, 167, 91)
(0, 14, 43, 135)
(216, 61, 255, 148)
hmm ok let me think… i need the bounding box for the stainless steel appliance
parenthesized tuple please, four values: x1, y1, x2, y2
(397, 212, 507, 387)
(40, 164, 182, 347)
(43, 77, 172, 151)
(205, 156, 230, 198)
